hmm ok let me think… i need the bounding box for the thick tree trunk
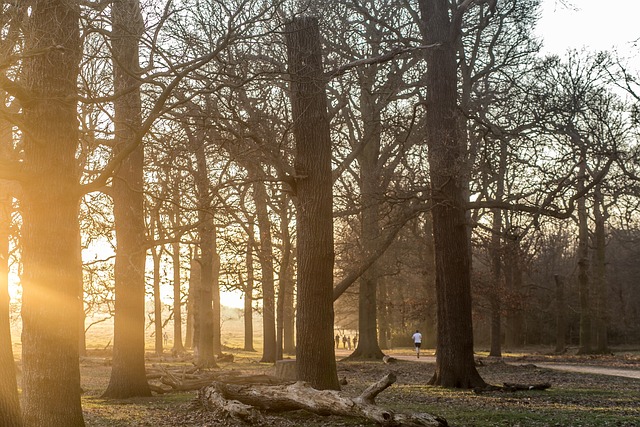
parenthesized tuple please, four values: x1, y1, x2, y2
(285, 16, 339, 390)
(104, 0, 151, 398)
(243, 224, 255, 352)
(19, 2, 85, 424)
(420, 0, 485, 388)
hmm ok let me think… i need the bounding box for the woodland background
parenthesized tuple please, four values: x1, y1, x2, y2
(2, 0, 640, 426)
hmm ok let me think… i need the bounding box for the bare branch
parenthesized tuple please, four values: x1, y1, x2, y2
(325, 44, 439, 80)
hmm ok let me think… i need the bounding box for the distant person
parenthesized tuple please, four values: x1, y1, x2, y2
(163, 332, 168, 346)
(353, 336, 358, 349)
(412, 330, 423, 358)
(347, 336, 352, 350)
(342, 335, 347, 349)
(335, 334, 340, 349)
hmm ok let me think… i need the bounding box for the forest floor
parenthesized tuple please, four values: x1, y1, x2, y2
(57, 346, 640, 427)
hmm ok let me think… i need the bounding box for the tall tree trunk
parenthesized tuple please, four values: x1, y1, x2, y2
(554, 275, 567, 353)
(285, 16, 339, 390)
(592, 184, 608, 353)
(419, 0, 485, 388)
(489, 139, 507, 358)
(423, 214, 437, 349)
(193, 137, 217, 366)
(504, 232, 524, 347)
(378, 280, 389, 350)
(152, 245, 163, 356)
(252, 175, 276, 363)
(196, 213, 217, 367)
(243, 224, 255, 352)
(0, 129, 21, 427)
(276, 194, 292, 360)
(171, 241, 186, 354)
(283, 252, 296, 355)
(576, 153, 592, 355)
(19, 1, 85, 424)
(104, 0, 151, 398)
(186, 255, 200, 350)
(212, 251, 221, 355)
(350, 66, 384, 361)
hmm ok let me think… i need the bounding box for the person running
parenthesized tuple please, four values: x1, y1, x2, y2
(412, 330, 423, 358)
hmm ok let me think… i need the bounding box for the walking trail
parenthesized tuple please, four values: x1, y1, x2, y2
(335, 349, 640, 380)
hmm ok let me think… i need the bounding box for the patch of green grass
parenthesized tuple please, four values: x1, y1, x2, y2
(388, 385, 640, 427)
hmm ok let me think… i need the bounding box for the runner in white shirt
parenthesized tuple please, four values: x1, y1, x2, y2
(411, 330, 423, 358)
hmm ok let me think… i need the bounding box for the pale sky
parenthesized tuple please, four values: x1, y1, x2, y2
(537, 0, 640, 57)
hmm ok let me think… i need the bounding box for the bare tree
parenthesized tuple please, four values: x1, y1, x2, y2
(285, 16, 340, 390)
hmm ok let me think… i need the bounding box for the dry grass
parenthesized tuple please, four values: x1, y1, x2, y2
(69, 347, 640, 427)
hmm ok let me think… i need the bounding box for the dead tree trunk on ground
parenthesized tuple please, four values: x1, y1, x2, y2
(199, 373, 447, 426)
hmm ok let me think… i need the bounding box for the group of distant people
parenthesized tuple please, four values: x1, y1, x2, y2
(335, 334, 357, 350)
(333, 329, 423, 357)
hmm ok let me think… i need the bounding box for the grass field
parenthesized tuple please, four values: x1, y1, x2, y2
(9, 307, 640, 426)
(68, 348, 640, 427)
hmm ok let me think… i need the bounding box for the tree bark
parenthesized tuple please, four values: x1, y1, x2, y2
(19, 1, 85, 424)
(285, 16, 339, 390)
(419, 0, 485, 388)
(103, 0, 151, 398)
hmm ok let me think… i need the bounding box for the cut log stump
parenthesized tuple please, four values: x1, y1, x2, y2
(200, 373, 447, 426)
(274, 360, 297, 381)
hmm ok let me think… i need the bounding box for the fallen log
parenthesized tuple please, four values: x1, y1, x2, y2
(200, 373, 447, 426)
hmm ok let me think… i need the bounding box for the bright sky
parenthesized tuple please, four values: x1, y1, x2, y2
(537, 0, 640, 58)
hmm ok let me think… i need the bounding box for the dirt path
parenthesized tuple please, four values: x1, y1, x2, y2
(336, 349, 640, 380)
